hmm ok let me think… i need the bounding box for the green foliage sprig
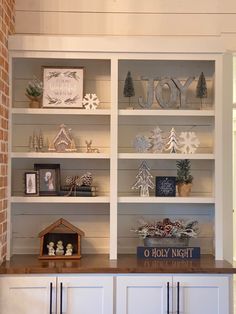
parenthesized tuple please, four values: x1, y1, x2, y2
(176, 159, 193, 184)
(26, 77, 43, 98)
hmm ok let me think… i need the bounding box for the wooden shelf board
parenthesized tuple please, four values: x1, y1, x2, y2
(11, 196, 110, 204)
(118, 153, 214, 160)
(119, 109, 215, 116)
(12, 108, 111, 115)
(11, 152, 110, 159)
(118, 196, 215, 204)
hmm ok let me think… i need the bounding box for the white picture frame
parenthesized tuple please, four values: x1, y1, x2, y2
(42, 67, 84, 108)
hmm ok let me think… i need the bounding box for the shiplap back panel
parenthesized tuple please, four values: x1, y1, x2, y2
(11, 203, 213, 255)
(118, 160, 213, 196)
(12, 58, 111, 109)
(14, 0, 220, 13)
(11, 204, 110, 254)
(14, 0, 236, 39)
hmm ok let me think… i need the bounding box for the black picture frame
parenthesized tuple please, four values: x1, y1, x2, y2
(34, 164, 60, 196)
(24, 171, 38, 195)
(155, 176, 176, 197)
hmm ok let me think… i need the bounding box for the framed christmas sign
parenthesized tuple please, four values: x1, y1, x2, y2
(24, 171, 38, 195)
(155, 176, 176, 197)
(42, 67, 84, 108)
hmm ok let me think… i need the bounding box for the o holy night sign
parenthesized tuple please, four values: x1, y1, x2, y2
(137, 246, 201, 259)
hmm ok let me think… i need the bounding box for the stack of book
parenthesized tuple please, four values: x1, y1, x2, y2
(60, 185, 97, 197)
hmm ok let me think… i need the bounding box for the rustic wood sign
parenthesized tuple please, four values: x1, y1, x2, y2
(137, 246, 201, 259)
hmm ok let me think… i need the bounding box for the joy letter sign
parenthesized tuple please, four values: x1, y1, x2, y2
(138, 76, 195, 109)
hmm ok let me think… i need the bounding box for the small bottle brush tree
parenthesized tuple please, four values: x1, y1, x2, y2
(176, 159, 193, 196)
(196, 72, 207, 108)
(123, 71, 135, 108)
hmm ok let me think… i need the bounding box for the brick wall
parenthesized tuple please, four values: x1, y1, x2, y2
(0, 0, 15, 263)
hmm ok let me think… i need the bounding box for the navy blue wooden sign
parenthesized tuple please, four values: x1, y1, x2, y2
(137, 246, 201, 259)
(155, 176, 176, 197)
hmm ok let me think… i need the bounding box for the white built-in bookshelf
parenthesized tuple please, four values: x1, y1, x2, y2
(8, 36, 232, 261)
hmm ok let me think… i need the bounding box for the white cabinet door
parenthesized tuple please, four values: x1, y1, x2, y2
(173, 275, 229, 314)
(116, 275, 172, 314)
(0, 276, 56, 314)
(58, 275, 113, 314)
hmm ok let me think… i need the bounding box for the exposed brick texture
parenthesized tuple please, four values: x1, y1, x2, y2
(0, 0, 15, 263)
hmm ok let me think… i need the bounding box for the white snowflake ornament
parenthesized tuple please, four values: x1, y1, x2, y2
(82, 93, 100, 109)
(179, 132, 200, 154)
(133, 135, 151, 153)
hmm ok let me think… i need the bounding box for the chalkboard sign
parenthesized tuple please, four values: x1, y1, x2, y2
(156, 176, 176, 197)
(137, 246, 201, 259)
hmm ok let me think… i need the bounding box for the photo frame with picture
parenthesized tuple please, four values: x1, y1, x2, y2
(42, 67, 84, 108)
(24, 171, 38, 195)
(34, 164, 61, 196)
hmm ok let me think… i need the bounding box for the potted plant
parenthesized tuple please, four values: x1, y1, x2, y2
(176, 159, 193, 196)
(25, 77, 43, 108)
(132, 218, 198, 247)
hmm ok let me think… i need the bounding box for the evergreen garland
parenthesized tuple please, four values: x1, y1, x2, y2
(123, 71, 135, 107)
(176, 159, 193, 184)
(196, 72, 207, 106)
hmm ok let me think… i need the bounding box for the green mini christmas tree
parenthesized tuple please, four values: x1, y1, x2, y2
(123, 71, 135, 108)
(196, 72, 207, 108)
(176, 159, 193, 185)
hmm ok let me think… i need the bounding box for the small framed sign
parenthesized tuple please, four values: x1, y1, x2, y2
(156, 176, 176, 197)
(24, 171, 38, 195)
(42, 67, 84, 108)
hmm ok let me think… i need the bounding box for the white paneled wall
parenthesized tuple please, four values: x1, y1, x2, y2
(13, 0, 236, 38)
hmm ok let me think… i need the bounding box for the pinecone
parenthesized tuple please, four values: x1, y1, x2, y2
(81, 172, 93, 186)
(65, 176, 74, 186)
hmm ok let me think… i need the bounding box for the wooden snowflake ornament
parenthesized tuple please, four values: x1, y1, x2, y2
(82, 94, 100, 109)
(179, 132, 200, 154)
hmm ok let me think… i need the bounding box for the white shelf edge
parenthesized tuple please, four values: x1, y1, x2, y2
(11, 196, 110, 204)
(118, 196, 215, 204)
(118, 109, 215, 116)
(12, 108, 111, 115)
(118, 153, 215, 160)
(11, 152, 110, 159)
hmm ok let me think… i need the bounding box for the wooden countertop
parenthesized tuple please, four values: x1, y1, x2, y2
(0, 254, 236, 274)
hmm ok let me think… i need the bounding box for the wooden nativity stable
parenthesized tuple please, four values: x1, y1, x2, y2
(38, 218, 85, 260)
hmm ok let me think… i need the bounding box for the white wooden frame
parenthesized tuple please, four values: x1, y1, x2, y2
(42, 66, 84, 108)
